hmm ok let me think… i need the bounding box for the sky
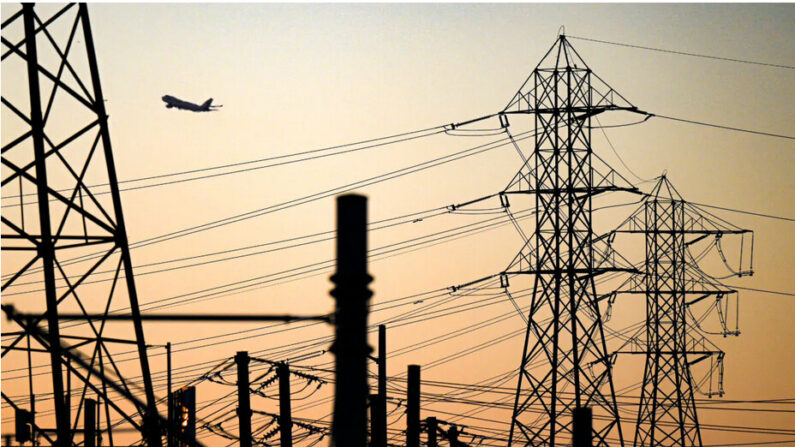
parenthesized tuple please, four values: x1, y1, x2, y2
(1, 3, 794, 447)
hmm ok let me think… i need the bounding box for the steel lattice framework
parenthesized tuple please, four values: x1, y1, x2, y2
(1, 4, 161, 446)
(500, 35, 642, 447)
(613, 176, 753, 447)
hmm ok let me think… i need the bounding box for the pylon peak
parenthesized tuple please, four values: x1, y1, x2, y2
(504, 35, 637, 113)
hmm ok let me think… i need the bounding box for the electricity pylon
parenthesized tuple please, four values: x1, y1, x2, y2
(2, 4, 161, 446)
(500, 34, 644, 447)
(612, 176, 752, 447)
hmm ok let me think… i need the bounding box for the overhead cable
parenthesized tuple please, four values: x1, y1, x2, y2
(568, 35, 795, 70)
(653, 114, 794, 140)
(2, 124, 448, 204)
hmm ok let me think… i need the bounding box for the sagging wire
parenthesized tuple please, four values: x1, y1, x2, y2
(251, 409, 329, 440)
(690, 351, 725, 398)
(500, 274, 528, 325)
(687, 300, 720, 336)
(189, 358, 235, 388)
(202, 422, 239, 442)
(713, 292, 739, 337)
(686, 291, 740, 338)
(594, 115, 652, 184)
(3, 123, 450, 206)
(246, 358, 327, 400)
(682, 244, 742, 337)
(603, 291, 618, 323)
(504, 204, 530, 245)
(206, 366, 239, 387)
(715, 234, 754, 279)
(504, 120, 531, 167)
(250, 412, 279, 446)
(250, 377, 279, 399)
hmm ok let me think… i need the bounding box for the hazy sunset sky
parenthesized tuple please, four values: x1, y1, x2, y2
(2, 3, 793, 446)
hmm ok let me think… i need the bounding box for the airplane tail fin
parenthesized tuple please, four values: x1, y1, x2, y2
(201, 98, 213, 109)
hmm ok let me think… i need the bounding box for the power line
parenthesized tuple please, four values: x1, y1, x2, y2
(594, 115, 651, 183)
(653, 114, 795, 140)
(1, 196, 637, 385)
(567, 35, 795, 70)
(630, 190, 794, 226)
(2, 205, 452, 285)
(724, 285, 795, 298)
(30, 129, 535, 274)
(703, 442, 795, 447)
(1, 253, 519, 380)
(3, 206, 532, 303)
(1, 124, 448, 204)
(686, 201, 795, 223)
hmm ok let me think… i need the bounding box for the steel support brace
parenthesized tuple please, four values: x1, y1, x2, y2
(22, 5, 70, 445)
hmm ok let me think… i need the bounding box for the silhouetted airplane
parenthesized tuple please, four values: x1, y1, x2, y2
(162, 95, 222, 112)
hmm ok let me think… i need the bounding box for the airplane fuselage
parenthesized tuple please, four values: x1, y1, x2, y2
(162, 95, 220, 112)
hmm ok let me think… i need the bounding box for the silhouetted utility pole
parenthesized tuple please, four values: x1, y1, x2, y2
(85, 399, 96, 447)
(370, 324, 388, 447)
(378, 325, 387, 399)
(573, 407, 593, 447)
(425, 417, 438, 447)
(278, 363, 293, 447)
(167, 343, 173, 447)
(407, 365, 421, 447)
(96, 397, 102, 447)
(447, 425, 460, 447)
(369, 394, 385, 447)
(236, 352, 252, 447)
(330, 194, 372, 447)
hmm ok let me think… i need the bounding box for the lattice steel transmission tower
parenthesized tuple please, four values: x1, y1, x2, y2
(500, 35, 643, 447)
(613, 176, 752, 447)
(2, 4, 161, 446)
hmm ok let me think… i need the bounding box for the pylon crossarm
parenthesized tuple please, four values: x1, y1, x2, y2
(448, 113, 501, 130)
(501, 185, 638, 196)
(448, 274, 501, 293)
(618, 229, 747, 235)
(503, 267, 638, 277)
(445, 192, 502, 212)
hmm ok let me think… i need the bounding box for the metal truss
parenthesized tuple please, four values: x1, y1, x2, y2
(501, 35, 644, 447)
(2, 4, 160, 446)
(613, 176, 753, 447)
